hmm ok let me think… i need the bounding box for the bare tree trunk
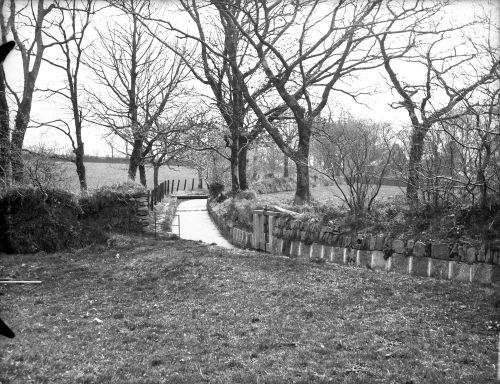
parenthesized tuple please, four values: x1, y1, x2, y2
(153, 163, 159, 189)
(139, 163, 146, 187)
(238, 144, 248, 190)
(407, 124, 428, 210)
(74, 147, 87, 192)
(0, 67, 11, 186)
(230, 134, 240, 194)
(128, 138, 142, 180)
(11, 99, 33, 182)
(294, 159, 310, 205)
(283, 155, 289, 178)
(197, 168, 203, 189)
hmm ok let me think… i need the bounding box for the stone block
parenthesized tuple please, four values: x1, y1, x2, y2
(392, 239, 405, 254)
(458, 245, 466, 262)
(345, 248, 357, 265)
(449, 243, 459, 260)
(477, 245, 486, 263)
(281, 239, 291, 256)
(375, 235, 385, 251)
(389, 253, 409, 274)
(368, 235, 377, 251)
(299, 243, 311, 260)
(485, 248, 493, 264)
(466, 247, 477, 264)
(432, 242, 449, 260)
(406, 239, 415, 254)
(412, 257, 430, 277)
(272, 238, 283, 254)
(471, 264, 493, 285)
(290, 241, 301, 258)
(330, 246, 344, 265)
(413, 241, 426, 257)
(311, 243, 324, 259)
(369, 251, 386, 271)
(430, 259, 449, 280)
(357, 250, 371, 269)
(450, 262, 471, 283)
(492, 265, 500, 285)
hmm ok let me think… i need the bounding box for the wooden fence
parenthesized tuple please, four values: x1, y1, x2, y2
(147, 178, 207, 210)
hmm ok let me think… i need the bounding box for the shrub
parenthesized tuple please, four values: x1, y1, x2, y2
(208, 182, 224, 199)
(0, 187, 87, 253)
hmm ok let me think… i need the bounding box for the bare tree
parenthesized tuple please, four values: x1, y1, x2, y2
(36, 0, 102, 193)
(86, 0, 189, 186)
(142, 0, 277, 194)
(375, 1, 500, 209)
(211, 0, 392, 204)
(314, 113, 394, 215)
(0, 0, 60, 184)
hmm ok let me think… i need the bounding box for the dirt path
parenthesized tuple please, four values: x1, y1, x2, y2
(176, 199, 235, 249)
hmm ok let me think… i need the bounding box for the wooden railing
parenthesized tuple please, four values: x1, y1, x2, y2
(147, 178, 207, 210)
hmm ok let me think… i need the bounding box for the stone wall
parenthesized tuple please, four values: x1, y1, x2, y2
(208, 201, 500, 286)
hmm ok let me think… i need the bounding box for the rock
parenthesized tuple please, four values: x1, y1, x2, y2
(392, 239, 405, 254)
(413, 241, 426, 257)
(431, 242, 449, 260)
(466, 247, 477, 264)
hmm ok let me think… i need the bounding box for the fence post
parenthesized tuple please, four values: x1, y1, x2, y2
(171, 179, 175, 194)
(167, 180, 170, 195)
(183, 179, 187, 191)
(191, 178, 194, 190)
(177, 179, 180, 191)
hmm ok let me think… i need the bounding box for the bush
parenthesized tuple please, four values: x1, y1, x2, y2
(251, 176, 295, 194)
(208, 182, 224, 199)
(0, 187, 88, 253)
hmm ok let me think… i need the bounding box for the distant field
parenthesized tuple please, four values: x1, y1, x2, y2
(258, 184, 406, 207)
(56, 162, 200, 193)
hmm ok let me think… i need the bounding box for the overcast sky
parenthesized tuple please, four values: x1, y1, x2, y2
(3, 0, 498, 157)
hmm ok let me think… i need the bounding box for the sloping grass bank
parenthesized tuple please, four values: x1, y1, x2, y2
(0, 236, 498, 383)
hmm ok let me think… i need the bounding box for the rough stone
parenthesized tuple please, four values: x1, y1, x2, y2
(368, 235, 377, 251)
(370, 251, 386, 271)
(471, 263, 492, 285)
(413, 241, 426, 257)
(389, 253, 409, 274)
(290, 241, 301, 258)
(406, 239, 415, 254)
(345, 248, 357, 265)
(375, 235, 385, 251)
(432, 242, 449, 260)
(450, 262, 471, 283)
(272, 238, 283, 255)
(311, 243, 324, 259)
(299, 243, 311, 260)
(357, 250, 371, 269)
(466, 247, 477, 264)
(449, 243, 459, 260)
(458, 245, 466, 262)
(412, 257, 430, 277)
(330, 246, 344, 265)
(430, 259, 449, 280)
(477, 245, 486, 263)
(392, 239, 405, 255)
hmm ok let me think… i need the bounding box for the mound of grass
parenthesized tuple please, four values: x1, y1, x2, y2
(0, 237, 497, 383)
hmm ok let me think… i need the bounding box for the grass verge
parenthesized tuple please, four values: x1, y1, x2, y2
(0, 235, 498, 383)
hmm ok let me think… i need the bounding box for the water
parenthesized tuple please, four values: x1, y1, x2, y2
(176, 199, 235, 249)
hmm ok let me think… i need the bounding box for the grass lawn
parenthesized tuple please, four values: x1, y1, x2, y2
(258, 184, 405, 208)
(55, 162, 200, 193)
(0, 235, 498, 383)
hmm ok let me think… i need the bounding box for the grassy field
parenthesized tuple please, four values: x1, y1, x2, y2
(55, 162, 200, 193)
(257, 184, 405, 208)
(1, 235, 497, 383)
